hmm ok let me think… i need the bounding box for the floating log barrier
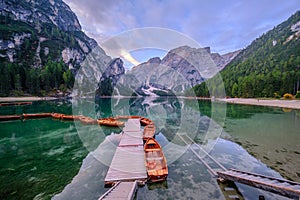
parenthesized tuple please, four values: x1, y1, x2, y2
(0, 115, 21, 121)
(61, 114, 82, 121)
(115, 115, 141, 120)
(79, 116, 98, 125)
(0, 102, 32, 106)
(0, 113, 156, 129)
(97, 118, 125, 127)
(23, 113, 52, 119)
(51, 113, 63, 120)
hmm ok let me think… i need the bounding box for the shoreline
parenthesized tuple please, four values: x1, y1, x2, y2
(1, 96, 300, 110)
(0, 96, 57, 102)
(217, 98, 300, 110)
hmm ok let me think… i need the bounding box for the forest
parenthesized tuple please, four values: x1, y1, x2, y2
(0, 61, 74, 96)
(0, 14, 81, 96)
(192, 11, 300, 98)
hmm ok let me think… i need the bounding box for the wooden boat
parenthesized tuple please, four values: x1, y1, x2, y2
(143, 124, 156, 141)
(97, 118, 125, 127)
(140, 117, 154, 126)
(51, 113, 63, 119)
(23, 113, 52, 118)
(144, 138, 168, 182)
(61, 114, 82, 121)
(0, 115, 21, 121)
(79, 116, 98, 125)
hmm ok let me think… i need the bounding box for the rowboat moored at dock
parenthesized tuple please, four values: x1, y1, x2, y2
(144, 138, 168, 182)
(143, 124, 156, 141)
(140, 117, 154, 126)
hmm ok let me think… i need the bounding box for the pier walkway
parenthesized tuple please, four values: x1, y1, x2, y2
(218, 169, 300, 199)
(104, 119, 147, 186)
(178, 134, 300, 199)
(98, 181, 137, 200)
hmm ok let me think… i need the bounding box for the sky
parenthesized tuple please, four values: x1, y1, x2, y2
(64, 0, 300, 67)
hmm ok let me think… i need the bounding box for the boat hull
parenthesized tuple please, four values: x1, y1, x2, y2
(143, 124, 156, 141)
(148, 174, 168, 183)
(140, 117, 154, 126)
(144, 138, 168, 183)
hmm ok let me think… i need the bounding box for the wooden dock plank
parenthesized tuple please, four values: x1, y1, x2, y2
(99, 181, 137, 200)
(105, 146, 147, 183)
(118, 131, 143, 147)
(123, 119, 141, 132)
(217, 169, 300, 199)
(104, 119, 147, 185)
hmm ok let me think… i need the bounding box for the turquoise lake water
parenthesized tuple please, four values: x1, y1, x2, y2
(0, 97, 299, 200)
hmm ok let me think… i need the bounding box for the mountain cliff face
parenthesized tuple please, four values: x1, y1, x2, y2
(116, 46, 239, 96)
(0, 0, 242, 97)
(210, 49, 241, 70)
(109, 46, 238, 96)
(0, 0, 97, 69)
(96, 58, 125, 96)
(0, 0, 109, 96)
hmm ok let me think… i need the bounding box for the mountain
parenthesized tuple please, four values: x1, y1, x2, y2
(0, 0, 104, 96)
(95, 58, 125, 96)
(210, 49, 241, 70)
(0, 0, 244, 98)
(208, 11, 300, 98)
(114, 46, 239, 96)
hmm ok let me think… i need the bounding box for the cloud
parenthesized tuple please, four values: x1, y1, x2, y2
(64, 0, 300, 54)
(120, 49, 140, 66)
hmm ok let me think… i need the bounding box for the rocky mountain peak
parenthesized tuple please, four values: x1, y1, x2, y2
(101, 58, 125, 82)
(0, 0, 98, 69)
(211, 50, 241, 70)
(0, 0, 81, 32)
(147, 57, 161, 64)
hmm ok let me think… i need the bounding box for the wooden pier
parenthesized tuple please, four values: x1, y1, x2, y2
(178, 133, 300, 199)
(98, 181, 137, 200)
(217, 169, 300, 200)
(104, 119, 147, 186)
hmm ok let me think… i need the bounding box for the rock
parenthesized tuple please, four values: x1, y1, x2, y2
(211, 50, 241, 70)
(100, 58, 125, 85)
(118, 46, 240, 96)
(0, 0, 98, 69)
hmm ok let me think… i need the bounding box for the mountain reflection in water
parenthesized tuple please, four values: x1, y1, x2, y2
(0, 97, 295, 200)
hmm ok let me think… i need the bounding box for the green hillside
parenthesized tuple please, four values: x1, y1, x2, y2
(194, 11, 300, 98)
(0, 16, 76, 96)
(0, 0, 96, 97)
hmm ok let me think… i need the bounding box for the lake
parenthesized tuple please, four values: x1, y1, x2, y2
(0, 97, 299, 200)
